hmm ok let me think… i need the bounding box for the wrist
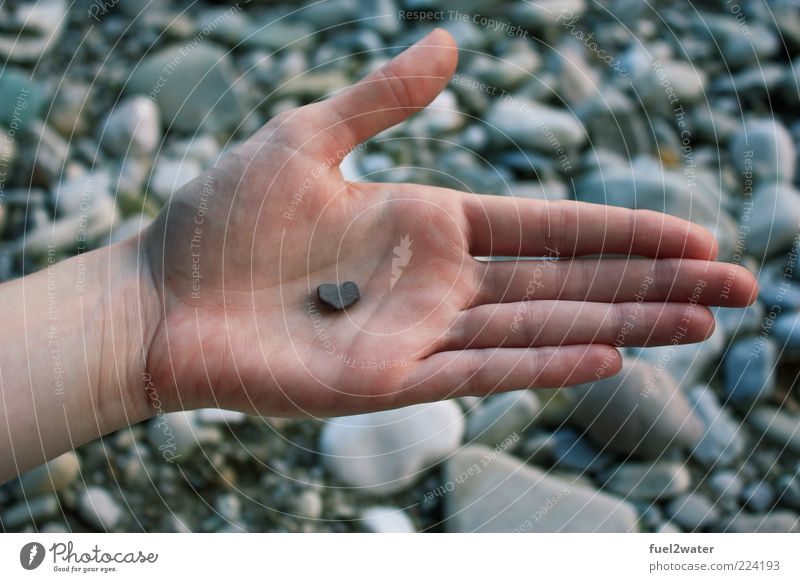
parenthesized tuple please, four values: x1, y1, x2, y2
(91, 234, 162, 431)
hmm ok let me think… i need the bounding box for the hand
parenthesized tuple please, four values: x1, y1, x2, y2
(139, 29, 758, 418)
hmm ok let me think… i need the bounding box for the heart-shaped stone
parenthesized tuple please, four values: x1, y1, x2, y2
(317, 281, 360, 311)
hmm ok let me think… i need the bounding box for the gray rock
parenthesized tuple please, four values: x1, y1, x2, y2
(742, 183, 800, 259)
(50, 83, 92, 137)
(293, 490, 323, 520)
(721, 511, 800, 533)
(486, 96, 586, 151)
(361, 506, 416, 533)
(17, 452, 80, 498)
(320, 402, 464, 495)
(99, 96, 161, 158)
(467, 40, 540, 91)
(2, 496, 60, 529)
(508, 0, 587, 29)
(748, 406, 800, 456)
(723, 336, 777, 404)
(552, 428, 611, 473)
(54, 170, 112, 217)
(147, 411, 199, 463)
(772, 312, 800, 358)
(604, 461, 691, 500)
(317, 281, 360, 310)
(443, 445, 638, 532)
(215, 493, 241, 522)
(0, 67, 45, 131)
(127, 43, 246, 134)
(78, 487, 123, 530)
(731, 120, 796, 184)
(507, 180, 568, 201)
(466, 390, 539, 446)
(688, 385, 744, 467)
(0, 0, 66, 63)
(149, 157, 202, 203)
(567, 360, 704, 459)
(708, 470, 744, 500)
(742, 481, 775, 512)
(664, 492, 720, 531)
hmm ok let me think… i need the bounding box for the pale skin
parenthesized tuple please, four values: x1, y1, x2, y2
(0, 29, 758, 483)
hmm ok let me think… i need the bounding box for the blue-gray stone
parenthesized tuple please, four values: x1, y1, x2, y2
(742, 481, 776, 512)
(552, 428, 611, 473)
(688, 386, 744, 467)
(772, 312, 800, 357)
(723, 336, 777, 404)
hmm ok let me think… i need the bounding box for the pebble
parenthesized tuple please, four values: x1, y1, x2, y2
(708, 470, 744, 501)
(293, 490, 323, 520)
(741, 481, 776, 512)
(551, 428, 611, 473)
(687, 385, 744, 467)
(486, 96, 586, 151)
(664, 492, 720, 531)
(443, 445, 638, 532)
(0, 0, 66, 63)
(465, 390, 539, 447)
(723, 336, 777, 404)
(0, 67, 45, 131)
(127, 43, 246, 134)
(78, 487, 124, 530)
(744, 183, 800, 259)
(147, 411, 200, 463)
(772, 312, 800, 358)
(317, 281, 361, 310)
(2, 496, 60, 529)
(361, 506, 416, 533)
(567, 360, 704, 459)
(604, 462, 691, 500)
(17, 452, 80, 498)
(98, 96, 161, 158)
(731, 120, 796, 184)
(149, 157, 202, 203)
(748, 406, 800, 456)
(720, 511, 800, 533)
(320, 402, 464, 495)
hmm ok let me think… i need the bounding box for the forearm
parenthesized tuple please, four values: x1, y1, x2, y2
(0, 236, 159, 483)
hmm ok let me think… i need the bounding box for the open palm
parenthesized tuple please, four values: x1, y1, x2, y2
(142, 30, 757, 418)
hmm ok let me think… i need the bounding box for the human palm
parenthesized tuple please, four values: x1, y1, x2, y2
(141, 29, 757, 418)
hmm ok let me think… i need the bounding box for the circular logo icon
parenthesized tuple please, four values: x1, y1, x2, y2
(20, 542, 46, 570)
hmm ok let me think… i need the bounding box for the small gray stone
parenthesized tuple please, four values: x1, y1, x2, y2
(361, 506, 415, 533)
(444, 445, 638, 532)
(708, 470, 744, 500)
(317, 281, 360, 311)
(320, 402, 464, 495)
(78, 487, 123, 530)
(748, 407, 800, 456)
(665, 492, 720, 531)
(604, 462, 691, 500)
(741, 183, 800, 258)
(688, 385, 744, 467)
(723, 336, 777, 404)
(17, 452, 80, 498)
(731, 120, 796, 184)
(721, 511, 800, 533)
(466, 390, 539, 446)
(742, 481, 775, 512)
(98, 96, 161, 158)
(486, 96, 586, 151)
(2, 496, 60, 529)
(293, 490, 323, 520)
(567, 360, 704, 459)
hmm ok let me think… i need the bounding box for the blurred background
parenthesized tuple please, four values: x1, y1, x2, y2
(2, 0, 800, 532)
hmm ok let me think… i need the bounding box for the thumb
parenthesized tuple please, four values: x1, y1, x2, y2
(304, 28, 458, 160)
